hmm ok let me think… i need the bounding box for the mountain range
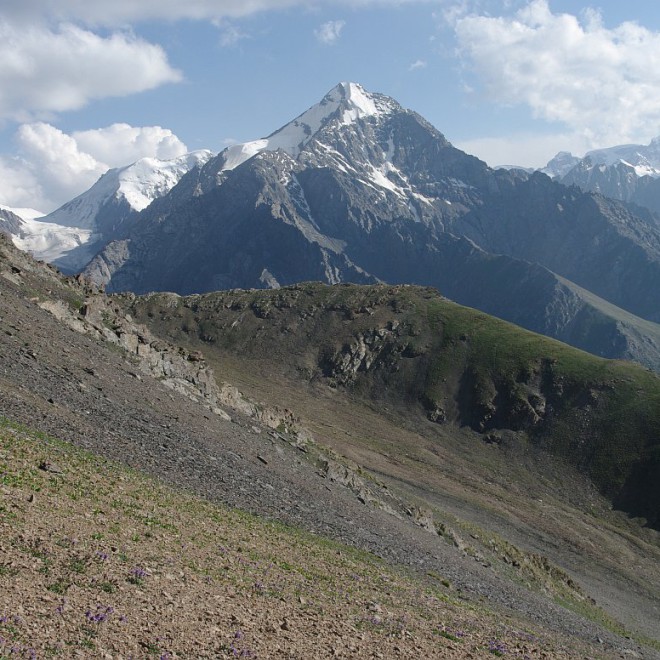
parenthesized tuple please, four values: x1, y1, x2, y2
(541, 137, 660, 216)
(2, 82, 660, 373)
(0, 150, 212, 271)
(3, 81, 660, 657)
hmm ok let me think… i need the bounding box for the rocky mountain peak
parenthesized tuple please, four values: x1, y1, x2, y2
(540, 151, 581, 178)
(217, 82, 400, 173)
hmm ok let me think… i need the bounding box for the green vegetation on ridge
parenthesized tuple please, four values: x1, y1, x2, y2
(126, 282, 660, 529)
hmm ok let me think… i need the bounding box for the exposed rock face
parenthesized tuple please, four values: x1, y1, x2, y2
(0, 208, 25, 236)
(322, 324, 402, 385)
(454, 173, 660, 323)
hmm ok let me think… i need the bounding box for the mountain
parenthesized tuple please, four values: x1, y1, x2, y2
(76, 82, 660, 371)
(540, 151, 582, 179)
(2, 151, 213, 273)
(1, 231, 659, 655)
(0, 204, 44, 222)
(0, 206, 27, 235)
(542, 137, 660, 216)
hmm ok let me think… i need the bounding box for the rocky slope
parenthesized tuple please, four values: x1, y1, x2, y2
(1, 235, 659, 656)
(0, 420, 606, 659)
(125, 282, 660, 530)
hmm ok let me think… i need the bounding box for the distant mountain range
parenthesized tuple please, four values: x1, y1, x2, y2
(539, 137, 660, 216)
(2, 83, 660, 371)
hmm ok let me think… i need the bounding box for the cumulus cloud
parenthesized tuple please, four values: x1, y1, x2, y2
(0, 122, 188, 213)
(315, 20, 346, 45)
(72, 124, 187, 166)
(453, 0, 660, 147)
(0, 21, 181, 122)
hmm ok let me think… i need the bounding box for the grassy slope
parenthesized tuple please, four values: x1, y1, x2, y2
(123, 283, 660, 645)
(0, 418, 601, 659)
(126, 283, 660, 528)
(425, 296, 660, 518)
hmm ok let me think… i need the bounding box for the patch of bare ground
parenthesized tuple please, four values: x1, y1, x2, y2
(0, 421, 599, 659)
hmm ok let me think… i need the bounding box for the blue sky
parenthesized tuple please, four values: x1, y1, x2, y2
(2, 0, 660, 212)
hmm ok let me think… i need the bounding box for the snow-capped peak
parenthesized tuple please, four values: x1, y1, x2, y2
(44, 150, 214, 229)
(116, 150, 213, 212)
(580, 138, 660, 177)
(540, 152, 581, 178)
(331, 81, 383, 124)
(219, 82, 396, 173)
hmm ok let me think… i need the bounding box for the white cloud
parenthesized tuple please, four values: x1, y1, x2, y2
(315, 20, 346, 45)
(0, 21, 181, 122)
(217, 22, 250, 47)
(72, 124, 187, 166)
(0, 157, 42, 213)
(453, 0, 660, 147)
(0, 122, 188, 213)
(1, 0, 302, 26)
(409, 59, 427, 71)
(3, 1, 430, 26)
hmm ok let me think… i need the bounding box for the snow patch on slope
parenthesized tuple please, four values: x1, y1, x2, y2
(363, 136, 435, 214)
(12, 218, 92, 262)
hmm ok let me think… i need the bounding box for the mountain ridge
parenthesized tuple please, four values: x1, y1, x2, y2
(79, 84, 660, 371)
(540, 137, 660, 218)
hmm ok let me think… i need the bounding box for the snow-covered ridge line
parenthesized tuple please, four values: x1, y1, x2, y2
(219, 82, 396, 174)
(43, 150, 214, 230)
(118, 150, 214, 212)
(543, 136, 660, 179)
